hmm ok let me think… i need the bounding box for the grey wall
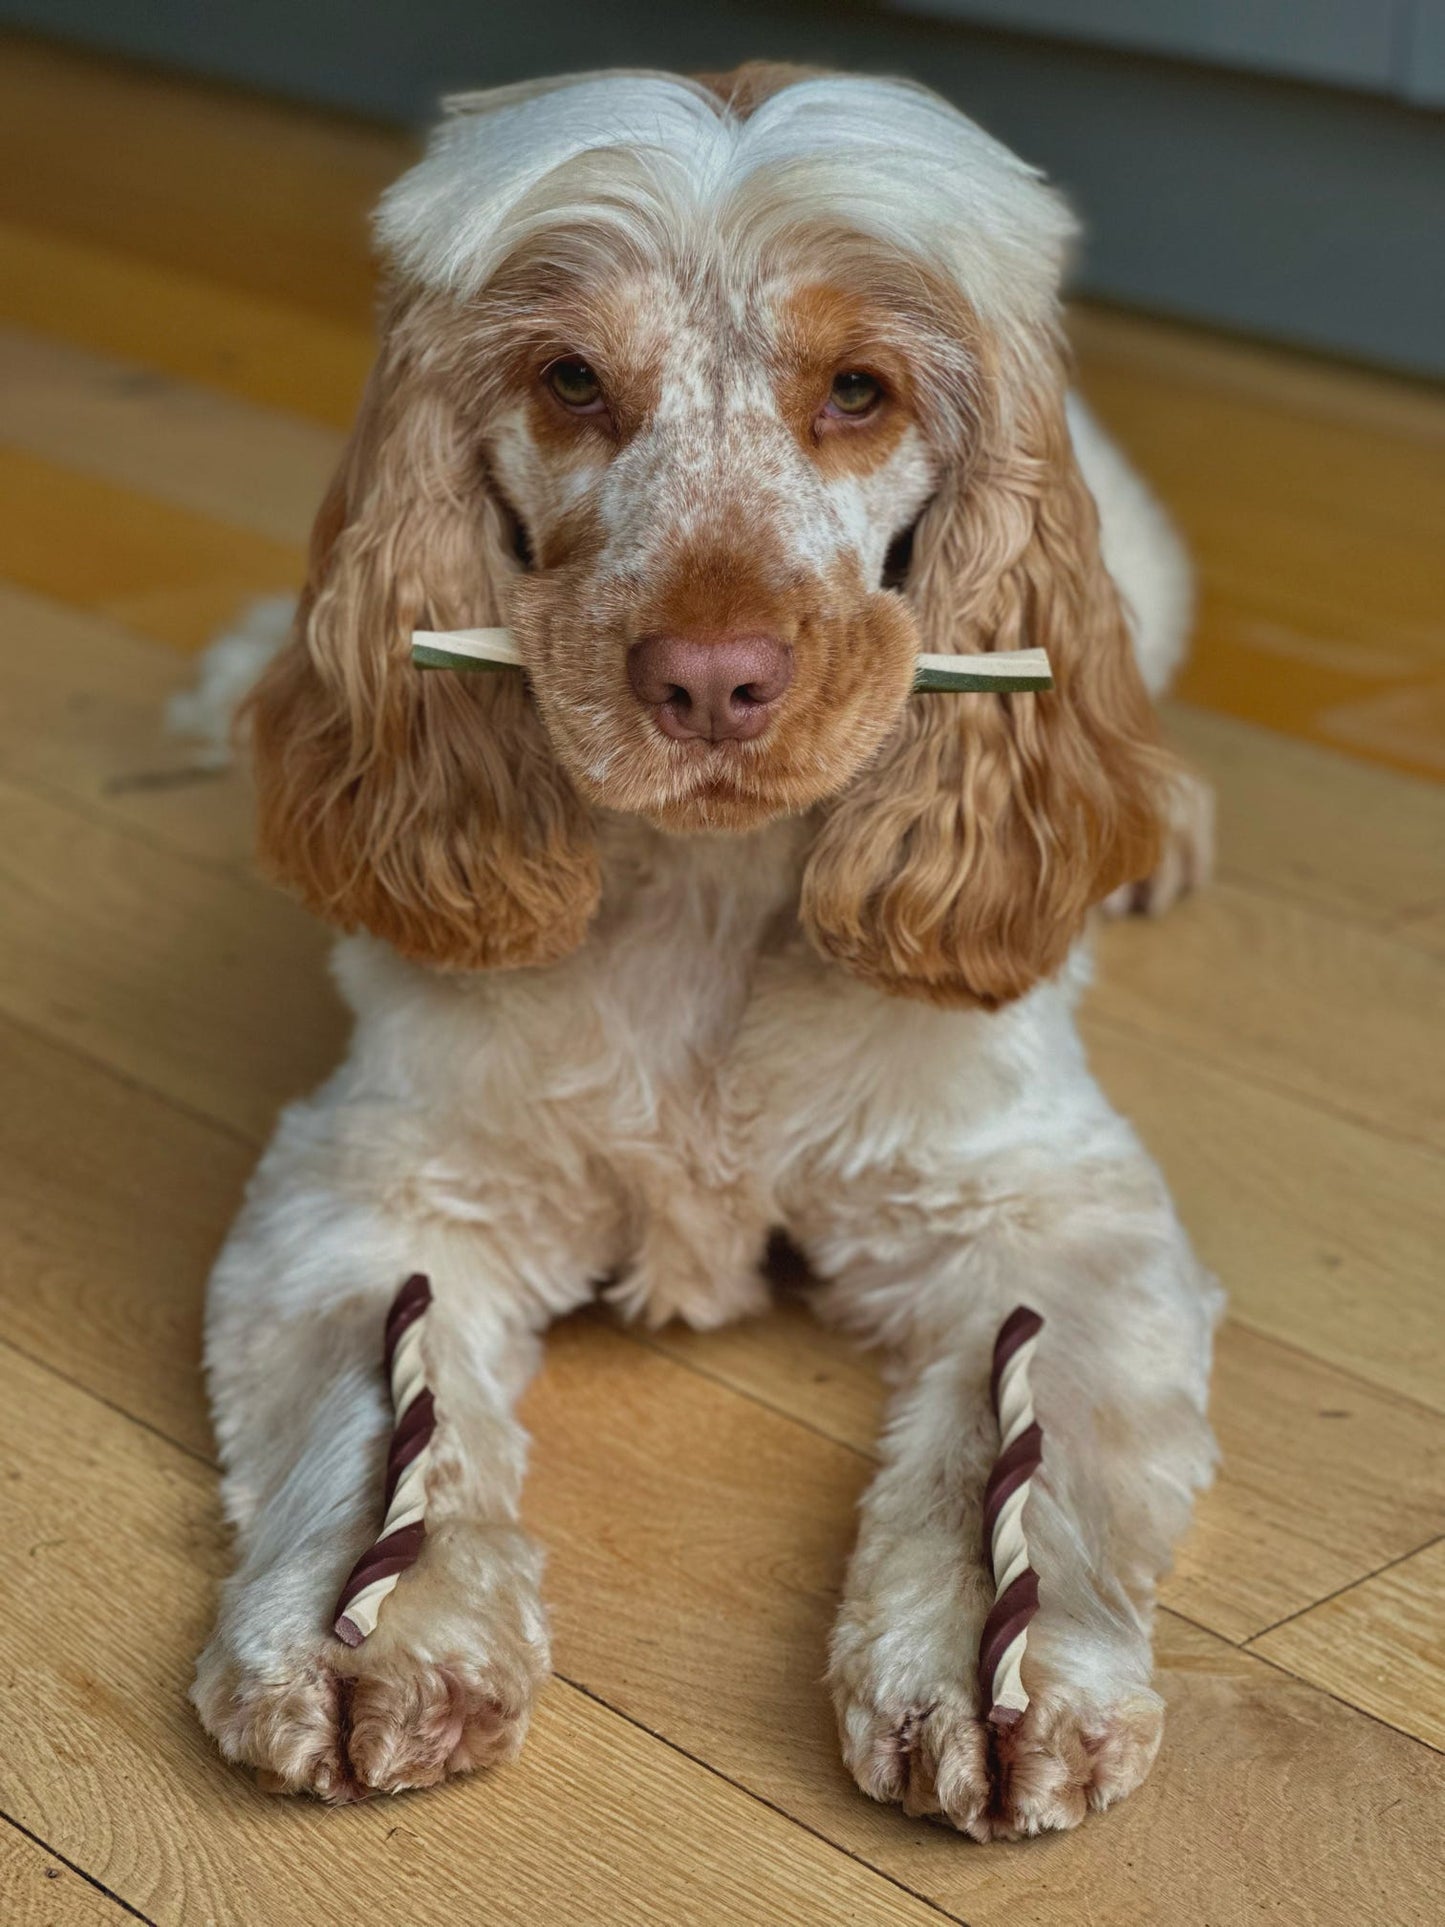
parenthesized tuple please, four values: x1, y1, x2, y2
(886, 1, 1429, 99)
(5, 0, 1444, 376)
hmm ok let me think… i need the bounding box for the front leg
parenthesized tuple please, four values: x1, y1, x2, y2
(821, 1153, 1220, 1839)
(191, 1103, 602, 1801)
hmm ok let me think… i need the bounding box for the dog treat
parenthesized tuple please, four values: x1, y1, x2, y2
(332, 1273, 437, 1649)
(411, 627, 1052, 694)
(977, 1305, 1045, 1728)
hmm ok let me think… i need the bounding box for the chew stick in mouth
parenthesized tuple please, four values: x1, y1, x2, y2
(332, 1273, 437, 1649)
(410, 628, 1052, 694)
(977, 1305, 1045, 1728)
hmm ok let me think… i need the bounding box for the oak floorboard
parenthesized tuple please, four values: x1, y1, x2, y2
(0, 325, 340, 545)
(0, 217, 370, 430)
(1391, 899, 1445, 958)
(1162, 701, 1445, 927)
(1088, 882, 1445, 1152)
(0, 774, 345, 1141)
(0, 584, 261, 870)
(1084, 1024, 1445, 1411)
(1069, 304, 1445, 450)
(0, 445, 302, 653)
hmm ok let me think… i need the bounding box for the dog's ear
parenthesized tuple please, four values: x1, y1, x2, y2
(802, 357, 1170, 1007)
(246, 303, 599, 971)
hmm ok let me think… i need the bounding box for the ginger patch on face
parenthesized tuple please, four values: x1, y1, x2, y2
(771, 284, 918, 480)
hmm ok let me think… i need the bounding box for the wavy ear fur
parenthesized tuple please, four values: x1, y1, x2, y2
(802, 352, 1170, 1008)
(246, 301, 599, 971)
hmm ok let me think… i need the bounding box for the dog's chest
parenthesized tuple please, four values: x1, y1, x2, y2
(579, 816, 808, 1106)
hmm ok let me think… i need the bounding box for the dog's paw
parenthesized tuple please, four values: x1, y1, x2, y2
(983, 1686, 1164, 1838)
(836, 1674, 1162, 1841)
(832, 1577, 1164, 1843)
(1103, 764, 1214, 919)
(196, 1648, 532, 1802)
(193, 1521, 550, 1801)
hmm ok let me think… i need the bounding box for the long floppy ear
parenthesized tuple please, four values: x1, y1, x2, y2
(246, 303, 599, 971)
(802, 354, 1170, 1008)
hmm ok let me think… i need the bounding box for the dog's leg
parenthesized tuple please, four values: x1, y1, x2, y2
(191, 1110, 602, 1802)
(820, 1158, 1220, 1839)
(1100, 761, 1214, 919)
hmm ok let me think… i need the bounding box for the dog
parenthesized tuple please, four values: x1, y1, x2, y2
(191, 63, 1220, 1836)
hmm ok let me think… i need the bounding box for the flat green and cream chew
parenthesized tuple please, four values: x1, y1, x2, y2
(411, 629, 1052, 694)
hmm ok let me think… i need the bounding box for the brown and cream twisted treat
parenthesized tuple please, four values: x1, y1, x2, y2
(977, 1305, 1045, 1728)
(332, 1273, 437, 1649)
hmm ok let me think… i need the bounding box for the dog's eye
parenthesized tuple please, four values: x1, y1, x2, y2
(828, 370, 883, 419)
(545, 357, 605, 412)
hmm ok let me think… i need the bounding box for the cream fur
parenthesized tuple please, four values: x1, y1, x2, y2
(190, 67, 1219, 1832)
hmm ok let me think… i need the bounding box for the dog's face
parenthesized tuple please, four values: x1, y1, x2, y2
(248, 68, 1169, 1002)
(490, 262, 957, 830)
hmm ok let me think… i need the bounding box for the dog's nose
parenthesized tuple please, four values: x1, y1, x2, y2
(627, 634, 794, 742)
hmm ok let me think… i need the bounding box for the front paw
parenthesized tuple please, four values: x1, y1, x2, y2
(983, 1684, 1163, 1837)
(193, 1521, 550, 1801)
(833, 1611, 1163, 1839)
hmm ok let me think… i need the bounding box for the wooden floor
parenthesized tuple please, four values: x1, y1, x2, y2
(2, 35, 1443, 1927)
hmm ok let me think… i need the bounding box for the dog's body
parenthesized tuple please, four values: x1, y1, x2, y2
(192, 65, 1220, 1835)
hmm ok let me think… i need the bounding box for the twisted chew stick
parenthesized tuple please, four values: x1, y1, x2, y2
(410, 628, 1053, 694)
(332, 1273, 437, 1649)
(977, 1306, 1045, 1728)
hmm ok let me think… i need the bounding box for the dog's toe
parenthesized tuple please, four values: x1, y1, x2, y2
(838, 1692, 992, 1838)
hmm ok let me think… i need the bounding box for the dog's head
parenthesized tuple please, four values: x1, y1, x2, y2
(251, 65, 1168, 1003)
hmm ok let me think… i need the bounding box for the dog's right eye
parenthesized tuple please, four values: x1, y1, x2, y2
(545, 357, 605, 412)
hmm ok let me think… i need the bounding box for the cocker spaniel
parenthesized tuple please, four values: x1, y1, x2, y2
(191, 63, 1220, 1837)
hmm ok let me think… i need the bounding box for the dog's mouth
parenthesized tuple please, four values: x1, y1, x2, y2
(601, 730, 806, 833)
(511, 564, 921, 831)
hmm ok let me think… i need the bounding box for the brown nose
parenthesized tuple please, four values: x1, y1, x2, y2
(627, 634, 794, 743)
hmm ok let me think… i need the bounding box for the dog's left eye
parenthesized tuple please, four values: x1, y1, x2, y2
(827, 370, 883, 419)
(545, 357, 605, 412)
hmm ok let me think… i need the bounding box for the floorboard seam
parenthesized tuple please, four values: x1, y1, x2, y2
(1206, 862, 1444, 939)
(1240, 1643, 1445, 1759)
(0, 1003, 259, 1153)
(1222, 1312, 1445, 1423)
(1245, 1530, 1445, 1643)
(628, 1331, 877, 1466)
(0, 1334, 215, 1470)
(0, 1809, 158, 1924)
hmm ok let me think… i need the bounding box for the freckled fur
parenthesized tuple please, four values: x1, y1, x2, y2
(194, 64, 1217, 1833)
